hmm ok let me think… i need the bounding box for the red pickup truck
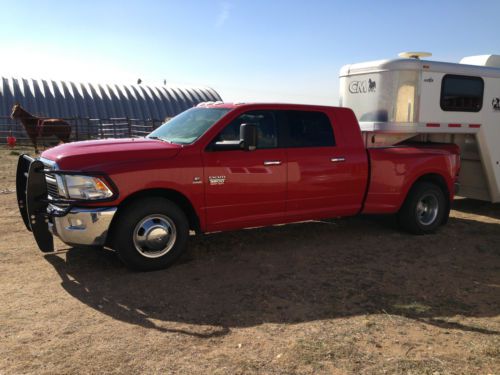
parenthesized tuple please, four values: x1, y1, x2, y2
(17, 103, 460, 270)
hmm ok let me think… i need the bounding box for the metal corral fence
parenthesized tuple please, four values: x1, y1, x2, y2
(0, 116, 164, 148)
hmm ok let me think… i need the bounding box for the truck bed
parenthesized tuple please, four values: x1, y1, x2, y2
(363, 144, 460, 214)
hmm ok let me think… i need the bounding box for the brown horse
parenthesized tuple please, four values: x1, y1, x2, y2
(10, 104, 71, 153)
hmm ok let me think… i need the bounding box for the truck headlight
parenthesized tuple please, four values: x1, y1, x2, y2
(57, 175, 114, 200)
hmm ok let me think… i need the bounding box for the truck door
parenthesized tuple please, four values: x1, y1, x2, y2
(203, 110, 286, 231)
(284, 110, 366, 220)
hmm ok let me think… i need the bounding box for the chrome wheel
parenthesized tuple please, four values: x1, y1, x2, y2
(416, 194, 439, 226)
(133, 214, 177, 258)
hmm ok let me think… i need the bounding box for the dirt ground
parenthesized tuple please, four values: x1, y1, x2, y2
(0, 148, 499, 375)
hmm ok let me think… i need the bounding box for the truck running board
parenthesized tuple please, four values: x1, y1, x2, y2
(16, 155, 54, 252)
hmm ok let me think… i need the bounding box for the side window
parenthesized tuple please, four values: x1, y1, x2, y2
(285, 110, 335, 147)
(440, 75, 484, 112)
(214, 110, 278, 149)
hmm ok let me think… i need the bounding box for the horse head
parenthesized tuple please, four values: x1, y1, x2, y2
(10, 103, 35, 120)
(10, 103, 21, 119)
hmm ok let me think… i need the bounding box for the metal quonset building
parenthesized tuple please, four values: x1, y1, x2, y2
(0, 76, 222, 120)
(0, 76, 222, 144)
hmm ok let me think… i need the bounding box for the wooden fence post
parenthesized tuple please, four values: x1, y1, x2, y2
(99, 119, 104, 139)
(74, 118, 79, 141)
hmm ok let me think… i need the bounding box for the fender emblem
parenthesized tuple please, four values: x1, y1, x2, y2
(192, 177, 202, 184)
(209, 176, 226, 185)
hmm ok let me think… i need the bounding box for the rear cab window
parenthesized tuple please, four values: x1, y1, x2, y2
(283, 110, 335, 147)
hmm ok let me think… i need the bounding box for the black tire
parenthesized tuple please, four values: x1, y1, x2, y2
(111, 197, 189, 271)
(398, 182, 448, 234)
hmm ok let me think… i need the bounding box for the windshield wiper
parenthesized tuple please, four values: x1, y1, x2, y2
(148, 136, 171, 143)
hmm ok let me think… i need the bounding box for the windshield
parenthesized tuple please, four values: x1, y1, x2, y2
(147, 107, 231, 144)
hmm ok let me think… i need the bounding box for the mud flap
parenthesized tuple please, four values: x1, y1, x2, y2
(23, 157, 54, 252)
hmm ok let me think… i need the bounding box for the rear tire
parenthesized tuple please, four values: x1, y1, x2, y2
(112, 198, 189, 271)
(398, 182, 447, 234)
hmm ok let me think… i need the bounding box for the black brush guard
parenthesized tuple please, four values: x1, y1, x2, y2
(16, 155, 54, 252)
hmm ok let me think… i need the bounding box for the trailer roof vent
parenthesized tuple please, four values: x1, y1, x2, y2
(460, 55, 500, 68)
(398, 51, 432, 60)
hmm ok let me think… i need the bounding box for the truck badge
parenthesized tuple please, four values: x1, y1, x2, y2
(209, 176, 226, 185)
(192, 177, 202, 184)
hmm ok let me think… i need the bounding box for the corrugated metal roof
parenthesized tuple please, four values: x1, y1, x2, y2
(0, 76, 222, 120)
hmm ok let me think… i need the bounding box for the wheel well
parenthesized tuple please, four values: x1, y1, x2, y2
(112, 189, 201, 234)
(413, 174, 449, 197)
(410, 173, 451, 222)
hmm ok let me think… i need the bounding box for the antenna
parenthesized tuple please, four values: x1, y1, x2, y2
(398, 52, 432, 60)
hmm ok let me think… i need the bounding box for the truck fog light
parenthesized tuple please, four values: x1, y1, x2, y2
(68, 218, 85, 229)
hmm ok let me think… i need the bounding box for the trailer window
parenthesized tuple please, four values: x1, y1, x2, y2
(440, 75, 484, 112)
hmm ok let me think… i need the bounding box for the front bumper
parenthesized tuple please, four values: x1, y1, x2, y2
(48, 204, 117, 247)
(16, 154, 118, 252)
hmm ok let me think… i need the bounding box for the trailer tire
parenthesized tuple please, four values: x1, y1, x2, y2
(112, 197, 189, 271)
(398, 181, 447, 234)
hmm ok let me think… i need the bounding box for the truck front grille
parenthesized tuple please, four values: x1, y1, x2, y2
(41, 159, 63, 201)
(45, 173, 61, 200)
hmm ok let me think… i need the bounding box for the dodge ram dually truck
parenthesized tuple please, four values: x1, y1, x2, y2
(16, 103, 460, 271)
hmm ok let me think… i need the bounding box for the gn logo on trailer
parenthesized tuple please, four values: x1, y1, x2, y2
(493, 98, 500, 111)
(349, 79, 376, 94)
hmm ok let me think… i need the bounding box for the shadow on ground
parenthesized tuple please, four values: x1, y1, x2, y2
(452, 197, 500, 219)
(45, 201, 500, 338)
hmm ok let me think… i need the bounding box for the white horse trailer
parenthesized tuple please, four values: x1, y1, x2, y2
(339, 54, 500, 202)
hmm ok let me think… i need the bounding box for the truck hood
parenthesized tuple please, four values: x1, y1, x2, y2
(41, 138, 182, 170)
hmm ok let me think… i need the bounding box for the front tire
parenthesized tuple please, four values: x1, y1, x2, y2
(112, 198, 189, 271)
(398, 182, 447, 234)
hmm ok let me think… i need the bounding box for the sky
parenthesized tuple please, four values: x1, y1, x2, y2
(0, 0, 499, 105)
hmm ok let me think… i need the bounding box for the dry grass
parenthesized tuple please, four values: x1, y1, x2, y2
(0, 148, 499, 374)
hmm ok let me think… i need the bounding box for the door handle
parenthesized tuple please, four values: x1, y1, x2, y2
(330, 157, 346, 163)
(264, 160, 282, 166)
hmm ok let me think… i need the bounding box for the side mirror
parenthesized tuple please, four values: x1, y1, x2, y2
(240, 123, 257, 151)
